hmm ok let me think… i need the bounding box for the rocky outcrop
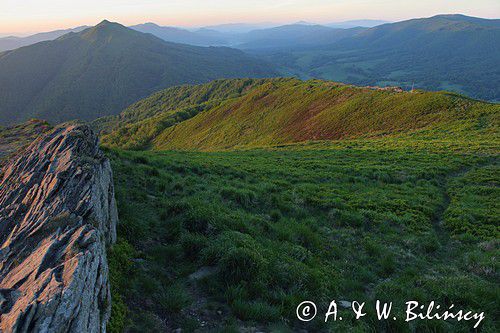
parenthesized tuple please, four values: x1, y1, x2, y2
(0, 124, 118, 332)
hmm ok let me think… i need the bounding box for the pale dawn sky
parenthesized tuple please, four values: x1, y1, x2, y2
(1, 0, 499, 35)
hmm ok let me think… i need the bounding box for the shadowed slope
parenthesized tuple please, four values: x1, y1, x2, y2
(0, 20, 277, 125)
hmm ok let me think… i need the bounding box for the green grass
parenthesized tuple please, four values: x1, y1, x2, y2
(105, 141, 499, 332)
(445, 164, 499, 240)
(101, 78, 499, 152)
(101, 77, 499, 331)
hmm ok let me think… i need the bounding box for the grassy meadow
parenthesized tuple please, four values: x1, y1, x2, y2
(105, 140, 498, 332)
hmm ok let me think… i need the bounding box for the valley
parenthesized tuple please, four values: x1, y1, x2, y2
(0, 14, 498, 130)
(250, 15, 500, 102)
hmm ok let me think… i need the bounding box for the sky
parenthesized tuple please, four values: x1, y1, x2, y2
(1, 0, 499, 35)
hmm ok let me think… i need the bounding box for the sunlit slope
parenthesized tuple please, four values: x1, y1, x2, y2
(102, 78, 499, 151)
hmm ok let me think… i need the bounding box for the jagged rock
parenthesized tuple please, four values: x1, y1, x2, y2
(0, 124, 118, 332)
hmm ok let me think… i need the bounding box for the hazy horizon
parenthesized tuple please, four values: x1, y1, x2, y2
(1, 0, 499, 36)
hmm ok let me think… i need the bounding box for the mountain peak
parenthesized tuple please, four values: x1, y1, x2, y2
(142, 22, 160, 27)
(431, 14, 479, 20)
(97, 19, 113, 26)
(427, 14, 500, 27)
(80, 20, 130, 40)
(294, 20, 316, 26)
(93, 19, 126, 31)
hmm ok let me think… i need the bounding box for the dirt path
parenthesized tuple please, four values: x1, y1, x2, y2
(431, 157, 497, 258)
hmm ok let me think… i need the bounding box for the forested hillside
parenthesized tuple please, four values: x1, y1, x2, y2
(0, 21, 277, 125)
(256, 15, 500, 101)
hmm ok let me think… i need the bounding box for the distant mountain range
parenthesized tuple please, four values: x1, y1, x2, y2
(235, 24, 365, 49)
(0, 20, 277, 125)
(130, 23, 229, 46)
(257, 14, 500, 101)
(200, 22, 275, 33)
(130, 22, 382, 48)
(1, 19, 389, 49)
(0, 14, 497, 126)
(326, 19, 390, 28)
(130, 22, 372, 48)
(0, 26, 89, 52)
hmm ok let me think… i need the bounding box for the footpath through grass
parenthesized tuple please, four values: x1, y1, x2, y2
(105, 143, 498, 332)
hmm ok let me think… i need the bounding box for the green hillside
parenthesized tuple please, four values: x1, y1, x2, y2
(0, 20, 277, 125)
(257, 15, 500, 101)
(94, 78, 273, 134)
(101, 78, 499, 151)
(96, 77, 500, 331)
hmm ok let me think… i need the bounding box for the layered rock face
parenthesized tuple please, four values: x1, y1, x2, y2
(0, 124, 118, 332)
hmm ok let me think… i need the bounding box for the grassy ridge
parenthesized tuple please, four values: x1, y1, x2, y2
(101, 78, 499, 151)
(95, 78, 275, 148)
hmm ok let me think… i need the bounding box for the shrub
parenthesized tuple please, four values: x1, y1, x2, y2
(269, 209, 282, 222)
(293, 223, 321, 249)
(146, 166, 160, 177)
(378, 254, 396, 276)
(129, 311, 166, 332)
(182, 204, 215, 234)
(363, 238, 382, 257)
(107, 293, 128, 333)
(419, 232, 441, 253)
(133, 156, 148, 164)
(338, 210, 365, 227)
